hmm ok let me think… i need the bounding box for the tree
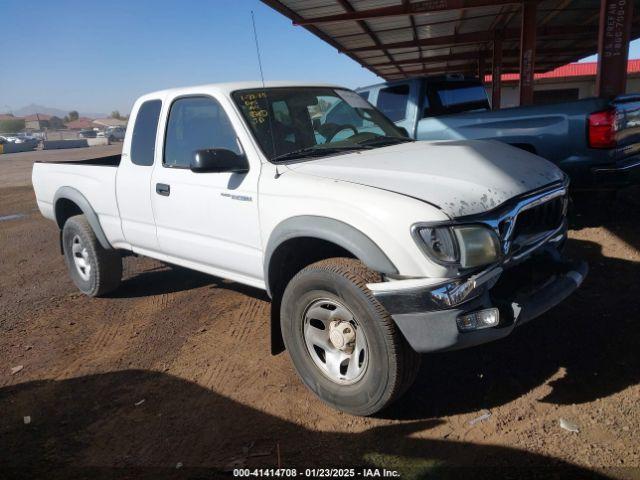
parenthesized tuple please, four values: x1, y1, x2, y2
(0, 118, 26, 133)
(110, 111, 123, 120)
(49, 116, 65, 129)
(68, 111, 79, 121)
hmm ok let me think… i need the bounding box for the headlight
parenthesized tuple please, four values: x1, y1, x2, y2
(453, 226, 501, 268)
(415, 225, 500, 269)
(416, 226, 458, 264)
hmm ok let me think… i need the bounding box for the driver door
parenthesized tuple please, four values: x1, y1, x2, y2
(150, 94, 263, 287)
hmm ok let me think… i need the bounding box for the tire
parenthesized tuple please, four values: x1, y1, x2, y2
(280, 258, 420, 416)
(62, 215, 122, 297)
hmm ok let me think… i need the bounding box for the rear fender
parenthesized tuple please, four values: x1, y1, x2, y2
(53, 186, 112, 250)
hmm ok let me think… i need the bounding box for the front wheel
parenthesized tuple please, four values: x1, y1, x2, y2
(281, 258, 420, 416)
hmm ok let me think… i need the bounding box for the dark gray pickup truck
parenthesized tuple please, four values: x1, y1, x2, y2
(355, 76, 640, 190)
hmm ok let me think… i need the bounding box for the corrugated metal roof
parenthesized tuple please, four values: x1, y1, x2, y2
(262, 0, 640, 80)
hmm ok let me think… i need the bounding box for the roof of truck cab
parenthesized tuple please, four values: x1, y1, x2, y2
(141, 81, 345, 98)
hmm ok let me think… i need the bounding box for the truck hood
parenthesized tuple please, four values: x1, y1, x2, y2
(286, 140, 564, 217)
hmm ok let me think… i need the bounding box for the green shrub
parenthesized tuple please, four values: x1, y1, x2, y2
(0, 118, 26, 133)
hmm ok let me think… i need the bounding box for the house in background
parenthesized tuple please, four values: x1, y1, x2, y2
(486, 60, 640, 109)
(65, 117, 95, 130)
(24, 113, 51, 130)
(92, 117, 127, 129)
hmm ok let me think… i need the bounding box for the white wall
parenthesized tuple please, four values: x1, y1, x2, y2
(487, 76, 640, 108)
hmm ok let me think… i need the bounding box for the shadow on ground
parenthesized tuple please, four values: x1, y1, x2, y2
(0, 370, 612, 480)
(571, 186, 640, 250)
(111, 262, 269, 301)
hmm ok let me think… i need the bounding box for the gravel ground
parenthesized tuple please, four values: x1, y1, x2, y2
(0, 148, 638, 479)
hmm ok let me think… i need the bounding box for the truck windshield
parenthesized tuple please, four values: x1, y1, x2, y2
(233, 87, 409, 162)
(425, 81, 490, 116)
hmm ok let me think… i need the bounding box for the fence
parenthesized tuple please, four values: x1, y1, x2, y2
(0, 129, 111, 154)
(42, 130, 86, 141)
(1, 130, 94, 141)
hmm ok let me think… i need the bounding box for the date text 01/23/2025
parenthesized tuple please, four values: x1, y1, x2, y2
(233, 468, 401, 477)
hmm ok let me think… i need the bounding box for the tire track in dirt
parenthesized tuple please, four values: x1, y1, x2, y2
(169, 290, 307, 421)
(167, 292, 278, 399)
(54, 260, 195, 378)
(202, 361, 240, 392)
(227, 297, 265, 342)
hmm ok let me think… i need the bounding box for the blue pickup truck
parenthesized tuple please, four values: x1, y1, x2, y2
(354, 76, 640, 190)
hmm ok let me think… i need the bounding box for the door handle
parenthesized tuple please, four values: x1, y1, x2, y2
(156, 183, 170, 196)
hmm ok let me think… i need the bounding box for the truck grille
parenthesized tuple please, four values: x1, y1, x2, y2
(476, 184, 568, 264)
(511, 196, 565, 240)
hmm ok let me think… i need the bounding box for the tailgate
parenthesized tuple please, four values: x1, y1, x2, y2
(613, 94, 640, 160)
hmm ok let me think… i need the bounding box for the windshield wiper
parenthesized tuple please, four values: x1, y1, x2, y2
(355, 135, 414, 147)
(270, 135, 413, 162)
(271, 145, 368, 163)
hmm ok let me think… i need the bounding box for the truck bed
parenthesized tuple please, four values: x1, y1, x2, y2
(34, 154, 121, 167)
(415, 95, 640, 187)
(32, 156, 124, 247)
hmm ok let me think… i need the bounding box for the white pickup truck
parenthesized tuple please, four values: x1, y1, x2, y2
(33, 81, 587, 415)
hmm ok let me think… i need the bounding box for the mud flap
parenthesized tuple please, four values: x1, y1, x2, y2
(270, 297, 285, 355)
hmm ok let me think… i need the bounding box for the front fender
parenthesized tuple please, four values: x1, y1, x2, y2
(263, 215, 397, 296)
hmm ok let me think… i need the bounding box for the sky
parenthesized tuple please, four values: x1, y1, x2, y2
(1, 0, 639, 115)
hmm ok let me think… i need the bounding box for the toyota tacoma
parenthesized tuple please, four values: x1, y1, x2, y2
(32, 82, 587, 415)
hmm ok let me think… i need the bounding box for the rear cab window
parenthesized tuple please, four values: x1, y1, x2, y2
(130, 100, 162, 166)
(424, 80, 490, 117)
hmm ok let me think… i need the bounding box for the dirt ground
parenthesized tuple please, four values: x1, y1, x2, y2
(0, 147, 638, 479)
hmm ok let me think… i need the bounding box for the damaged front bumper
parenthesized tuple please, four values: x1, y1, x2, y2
(369, 250, 588, 353)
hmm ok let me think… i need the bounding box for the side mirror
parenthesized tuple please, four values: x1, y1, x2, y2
(191, 149, 249, 173)
(397, 126, 410, 138)
(312, 118, 321, 130)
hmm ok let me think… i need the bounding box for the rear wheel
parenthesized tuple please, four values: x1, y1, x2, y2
(281, 258, 420, 416)
(62, 215, 122, 297)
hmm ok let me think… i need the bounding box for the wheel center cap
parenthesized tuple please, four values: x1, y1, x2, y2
(329, 321, 356, 351)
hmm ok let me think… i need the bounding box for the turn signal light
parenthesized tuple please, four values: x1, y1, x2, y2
(457, 308, 499, 332)
(588, 109, 617, 149)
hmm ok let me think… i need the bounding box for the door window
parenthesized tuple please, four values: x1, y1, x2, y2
(376, 84, 410, 122)
(164, 96, 241, 168)
(130, 100, 162, 166)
